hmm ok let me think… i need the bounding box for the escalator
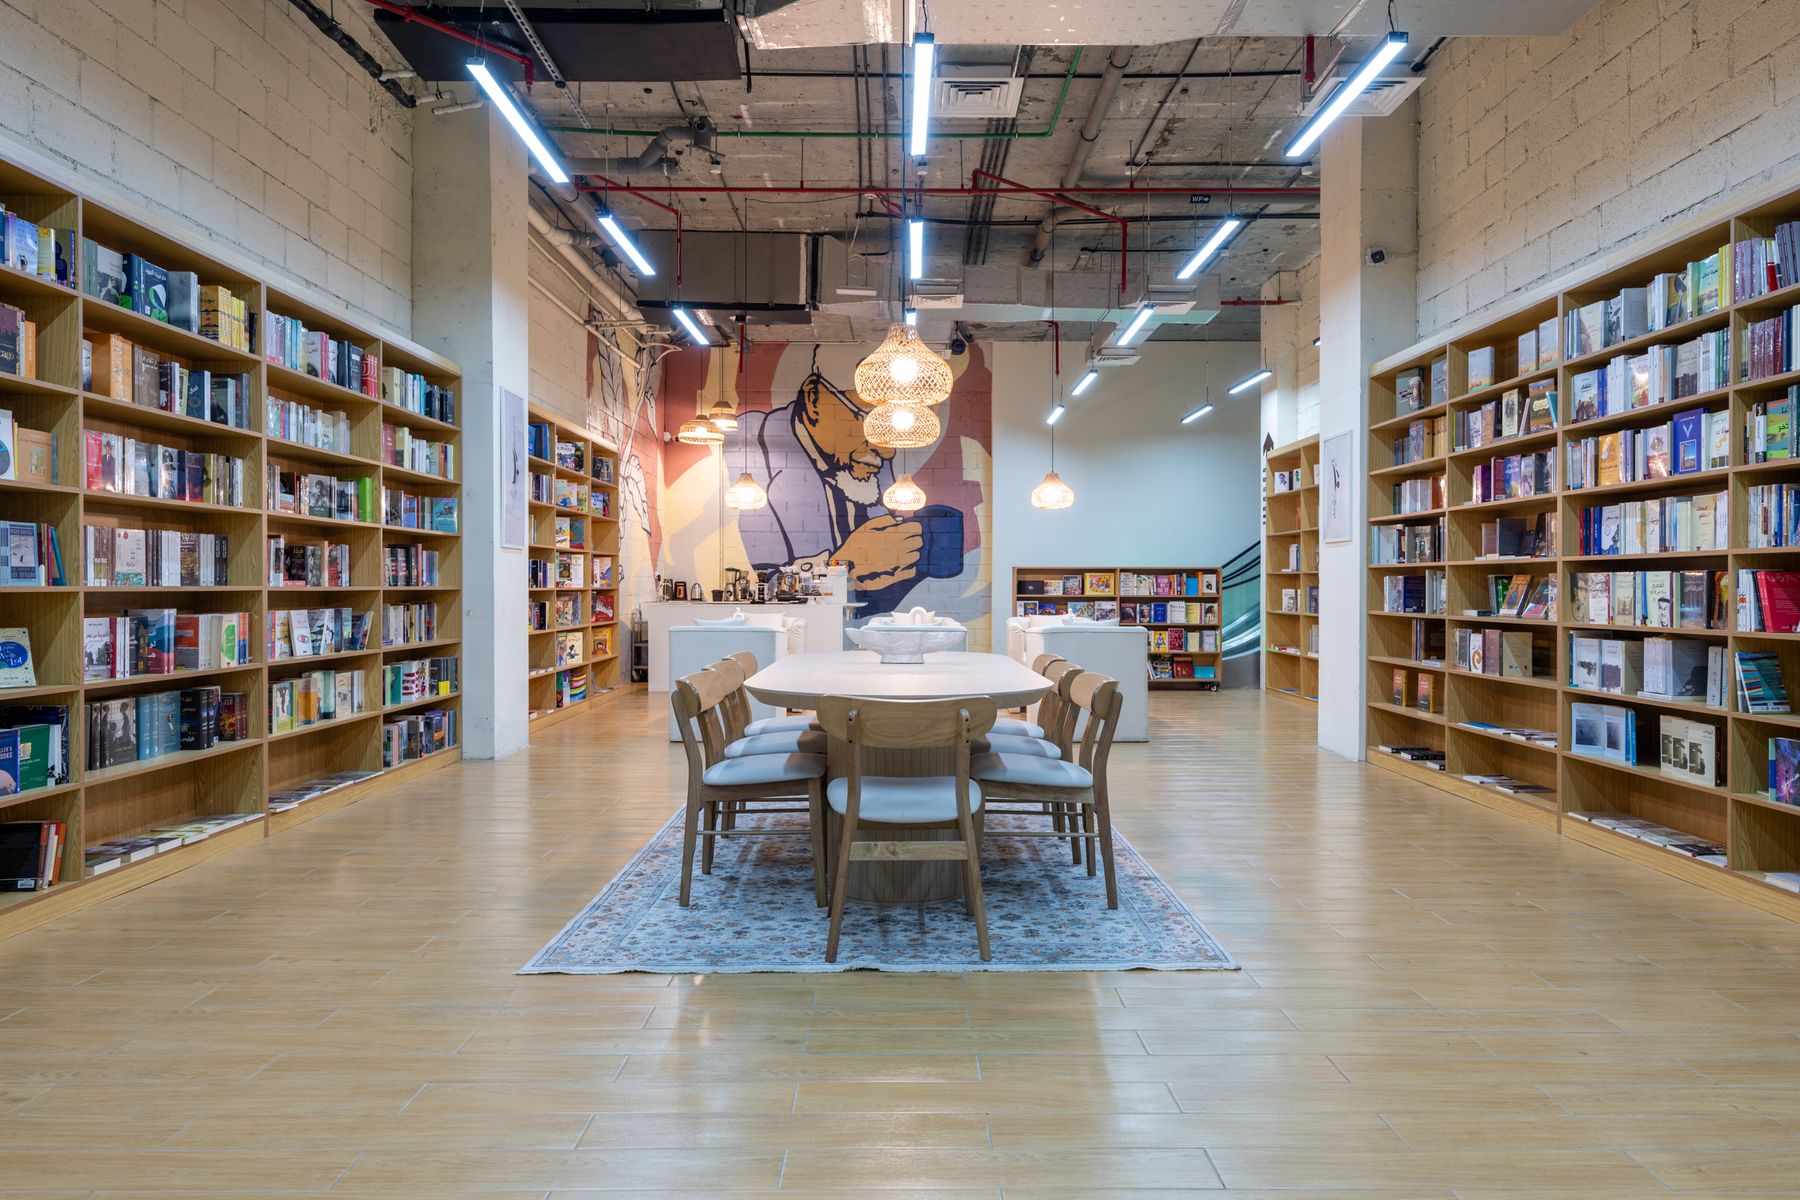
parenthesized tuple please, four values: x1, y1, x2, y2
(1217, 542, 1263, 690)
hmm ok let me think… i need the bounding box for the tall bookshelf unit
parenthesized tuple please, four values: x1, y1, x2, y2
(526, 404, 621, 731)
(1365, 180, 1800, 921)
(1264, 435, 1319, 705)
(1012, 566, 1222, 688)
(0, 156, 463, 938)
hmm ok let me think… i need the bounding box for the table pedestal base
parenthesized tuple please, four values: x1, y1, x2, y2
(825, 739, 981, 905)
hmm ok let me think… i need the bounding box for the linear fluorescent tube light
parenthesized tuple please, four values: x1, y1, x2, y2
(1228, 368, 1273, 395)
(908, 218, 925, 280)
(1070, 369, 1100, 397)
(909, 34, 935, 157)
(1284, 31, 1410, 158)
(671, 307, 710, 344)
(1181, 402, 1214, 425)
(1175, 217, 1244, 281)
(467, 59, 568, 184)
(1046, 403, 1066, 426)
(904, 307, 919, 327)
(596, 210, 656, 277)
(1116, 304, 1157, 346)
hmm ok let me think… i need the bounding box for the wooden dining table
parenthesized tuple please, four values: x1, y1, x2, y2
(745, 651, 1054, 905)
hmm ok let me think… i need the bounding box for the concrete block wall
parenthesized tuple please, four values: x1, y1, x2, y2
(0, 0, 413, 331)
(527, 237, 591, 429)
(1416, 0, 1800, 334)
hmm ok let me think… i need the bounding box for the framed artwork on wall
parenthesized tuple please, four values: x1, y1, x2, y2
(501, 386, 528, 550)
(1323, 429, 1353, 544)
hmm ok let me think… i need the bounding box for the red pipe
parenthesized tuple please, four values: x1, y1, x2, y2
(1304, 36, 1315, 88)
(575, 183, 1317, 198)
(1220, 299, 1294, 306)
(971, 169, 1130, 297)
(590, 174, 683, 287)
(363, 0, 536, 85)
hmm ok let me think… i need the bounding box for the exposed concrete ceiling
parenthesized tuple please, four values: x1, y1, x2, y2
(522, 38, 1322, 341)
(382, 0, 1598, 342)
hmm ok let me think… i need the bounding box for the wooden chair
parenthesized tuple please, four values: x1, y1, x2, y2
(976, 658, 1079, 758)
(671, 668, 828, 908)
(710, 657, 826, 758)
(973, 672, 1124, 908)
(726, 650, 824, 736)
(814, 694, 998, 962)
(990, 653, 1065, 739)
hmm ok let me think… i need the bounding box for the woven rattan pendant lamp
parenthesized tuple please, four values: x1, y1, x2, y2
(855, 324, 952, 409)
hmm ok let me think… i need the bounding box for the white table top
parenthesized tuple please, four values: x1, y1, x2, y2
(745, 651, 1053, 710)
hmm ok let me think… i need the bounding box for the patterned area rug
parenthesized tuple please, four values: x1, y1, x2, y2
(519, 810, 1238, 974)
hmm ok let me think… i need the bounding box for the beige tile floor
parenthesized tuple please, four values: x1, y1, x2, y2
(3, 688, 1800, 1196)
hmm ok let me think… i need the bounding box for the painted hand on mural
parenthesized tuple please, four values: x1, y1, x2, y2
(836, 514, 925, 588)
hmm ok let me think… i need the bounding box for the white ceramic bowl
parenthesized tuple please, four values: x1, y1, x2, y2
(845, 626, 966, 664)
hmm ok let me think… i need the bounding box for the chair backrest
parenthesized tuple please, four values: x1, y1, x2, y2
(816, 695, 997, 824)
(671, 667, 741, 772)
(1065, 671, 1122, 775)
(1030, 651, 1066, 675)
(712, 655, 755, 739)
(1039, 659, 1080, 747)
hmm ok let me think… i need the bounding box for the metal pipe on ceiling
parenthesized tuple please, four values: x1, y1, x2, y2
(1027, 46, 1133, 268)
(974, 168, 1129, 297)
(287, 0, 417, 107)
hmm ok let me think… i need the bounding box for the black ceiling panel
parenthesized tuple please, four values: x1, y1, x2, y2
(374, 6, 741, 84)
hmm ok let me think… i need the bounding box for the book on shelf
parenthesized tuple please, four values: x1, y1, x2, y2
(1466, 345, 1495, 390)
(1395, 367, 1425, 413)
(1745, 388, 1800, 462)
(1572, 569, 1727, 630)
(1429, 355, 1449, 405)
(1370, 520, 1443, 565)
(3, 521, 65, 587)
(269, 668, 368, 733)
(85, 434, 247, 506)
(85, 686, 247, 769)
(1391, 474, 1446, 514)
(86, 526, 226, 589)
(1459, 773, 1553, 795)
(1470, 449, 1554, 503)
(266, 608, 371, 661)
(1565, 407, 1728, 489)
(1658, 714, 1723, 786)
(1571, 700, 1636, 764)
(0, 704, 69, 792)
(0, 628, 36, 689)
(379, 369, 457, 425)
(266, 772, 380, 814)
(1736, 650, 1791, 714)
(268, 471, 375, 522)
(382, 424, 455, 480)
(0, 821, 63, 891)
(82, 610, 250, 681)
(1453, 628, 1537, 678)
(1574, 490, 1728, 556)
(1736, 569, 1800, 632)
(1, 209, 73, 285)
(1381, 570, 1446, 615)
(1768, 738, 1800, 806)
(1478, 513, 1556, 560)
(1394, 415, 1448, 464)
(0, 304, 37, 379)
(1410, 618, 1446, 664)
(382, 709, 456, 766)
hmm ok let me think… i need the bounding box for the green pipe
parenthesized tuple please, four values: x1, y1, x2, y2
(544, 48, 1081, 141)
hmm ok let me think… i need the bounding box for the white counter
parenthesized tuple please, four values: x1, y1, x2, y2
(645, 601, 853, 693)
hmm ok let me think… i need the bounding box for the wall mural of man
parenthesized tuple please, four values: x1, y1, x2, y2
(661, 339, 991, 641)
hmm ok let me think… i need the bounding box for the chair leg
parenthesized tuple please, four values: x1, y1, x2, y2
(701, 800, 718, 875)
(807, 780, 827, 909)
(678, 797, 702, 907)
(1083, 804, 1098, 877)
(1067, 803, 1083, 866)
(1094, 785, 1119, 909)
(957, 808, 991, 962)
(825, 811, 859, 963)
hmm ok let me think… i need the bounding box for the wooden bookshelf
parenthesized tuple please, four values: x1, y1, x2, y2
(0, 156, 463, 939)
(1264, 435, 1319, 706)
(1012, 566, 1222, 689)
(525, 403, 620, 732)
(1364, 181, 1800, 922)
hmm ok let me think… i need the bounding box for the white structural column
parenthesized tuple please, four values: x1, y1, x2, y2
(409, 97, 532, 760)
(1315, 99, 1419, 761)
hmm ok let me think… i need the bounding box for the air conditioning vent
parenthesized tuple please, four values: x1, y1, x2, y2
(934, 68, 1025, 119)
(1298, 71, 1423, 118)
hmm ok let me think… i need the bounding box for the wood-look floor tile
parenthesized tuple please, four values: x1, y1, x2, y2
(0, 691, 1794, 1197)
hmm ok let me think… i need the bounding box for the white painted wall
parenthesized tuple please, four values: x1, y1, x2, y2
(990, 340, 1263, 641)
(0, 0, 413, 330)
(1416, 0, 1800, 333)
